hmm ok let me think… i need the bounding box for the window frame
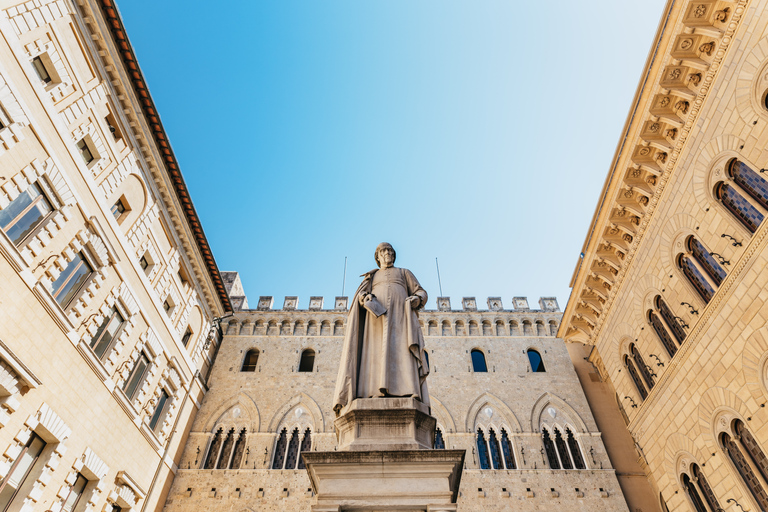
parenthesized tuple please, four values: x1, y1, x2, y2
(470, 348, 488, 373)
(0, 181, 55, 247)
(89, 306, 126, 360)
(148, 388, 171, 433)
(0, 432, 46, 512)
(122, 351, 150, 401)
(298, 349, 315, 373)
(527, 348, 546, 372)
(60, 472, 88, 512)
(51, 251, 95, 309)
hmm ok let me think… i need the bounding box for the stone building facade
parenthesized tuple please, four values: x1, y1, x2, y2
(161, 275, 631, 511)
(559, 0, 768, 511)
(0, 1, 231, 511)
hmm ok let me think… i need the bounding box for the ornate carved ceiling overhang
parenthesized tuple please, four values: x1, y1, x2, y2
(558, 0, 745, 344)
(95, 0, 232, 314)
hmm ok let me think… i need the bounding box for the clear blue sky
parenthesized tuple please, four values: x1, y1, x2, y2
(117, 0, 668, 310)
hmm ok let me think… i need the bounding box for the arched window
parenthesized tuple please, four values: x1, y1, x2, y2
(435, 428, 445, 449)
(678, 237, 725, 304)
(298, 349, 315, 372)
(542, 428, 559, 469)
(691, 464, 721, 512)
(721, 420, 768, 509)
(500, 429, 516, 469)
(203, 428, 247, 470)
(630, 344, 654, 390)
(296, 428, 312, 470)
(476, 429, 491, 469)
(495, 321, 505, 336)
(488, 429, 503, 469)
(656, 296, 686, 344)
(649, 311, 678, 358)
(715, 159, 768, 233)
(527, 349, 545, 372)
(241, 349, 259, 372)
(441, 321, 451, 336)
(471, 349, 487, 372)
(554, 429, 573, 469)
(682, 473, 708, 512)
(566, 429, 586, 470)
(271, 427, 313, 470)
(536, 321, 546, 336)
(624, 354, 648, 400)
(271, 429, 288, 469)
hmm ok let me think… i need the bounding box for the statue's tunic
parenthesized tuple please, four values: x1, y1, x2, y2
(332, 267, 429, 415)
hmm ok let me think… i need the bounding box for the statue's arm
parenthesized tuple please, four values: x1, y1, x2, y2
(404, 269, 428, 309)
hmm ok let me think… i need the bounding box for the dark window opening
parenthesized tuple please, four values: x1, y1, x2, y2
(527, 349, 545, 372)
(471, 349, 487, 372)
(298, 349, 315, 372)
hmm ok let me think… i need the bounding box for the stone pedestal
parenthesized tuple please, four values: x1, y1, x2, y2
(305, 398, 464, 511)
(303, 450, 465, 512)
(334, 398, 435, 451)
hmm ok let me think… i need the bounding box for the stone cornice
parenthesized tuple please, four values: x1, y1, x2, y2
(560, 0, 748, 344)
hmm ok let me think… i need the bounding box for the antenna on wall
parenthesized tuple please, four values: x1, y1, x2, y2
(435, 257, 443, 296)
(342, 256, 347, 296)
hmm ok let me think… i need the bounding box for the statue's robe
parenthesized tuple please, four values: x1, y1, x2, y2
(332, 267, 430, 415)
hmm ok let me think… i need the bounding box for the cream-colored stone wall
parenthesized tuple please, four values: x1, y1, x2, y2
(163, 299, 629, 511)
(0, 0, 227, 510)
(560, 0, 768, 510)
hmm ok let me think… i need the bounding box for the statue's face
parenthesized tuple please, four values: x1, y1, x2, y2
(378, 246, 395, 268)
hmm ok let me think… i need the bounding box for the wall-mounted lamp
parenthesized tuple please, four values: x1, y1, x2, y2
(721, 233, 742, 247)
(709, 252, 730, 266)
(649, 354, 665, 367)
(624, 396, 638, 408)
(681, 302, 699, 315)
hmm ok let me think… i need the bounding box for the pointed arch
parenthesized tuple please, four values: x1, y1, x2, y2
(267, 393, 325, 433)
(698, 387, 754, 447)
(743, 327, 768, 401)
(465, 393, 521, 433)
(428, 395, 457, 433)
(202, 392, 260, 432)
(530, 392, 589, 433)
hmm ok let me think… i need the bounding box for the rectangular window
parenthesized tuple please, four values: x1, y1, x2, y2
(51, 252, 93, 307)
(163, 300, 172, 314)
(123, 352, 149, 401)
(31, 56, 51, 84)
(181, 327, 193, 348)
(0, 432, 46, 511)
(104, 112, 122, 141)
(139, 256, 149, 271)
(76, 138, 94, 164)
(0, 183, 53, 246)
(110, 199, 126, 220)
(90, 307, 124, 359)
(149, 389, 169, 432)
(60, 473, 87, 512)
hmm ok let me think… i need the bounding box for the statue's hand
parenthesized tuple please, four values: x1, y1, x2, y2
(406, 295, 421, 308)
(359, 293, 373, 306)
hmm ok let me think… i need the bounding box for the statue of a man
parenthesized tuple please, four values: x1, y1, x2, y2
(333, 243, 430, 415)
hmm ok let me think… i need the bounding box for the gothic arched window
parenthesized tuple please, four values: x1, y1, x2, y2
(716, 159, 768, 233)
(630, 343, 654, 390)
(500, 429, 516, 469)
(721, 422, 768, 510)
(229, 429, 247, 469)
(554, 428, 573, 469)
(488, 429, 503, 469)
(527, 349, 545, 372)
(298, 349, 315, 372)
(241, 349, 259, 372)
(542, 428, 559, 469)
(566, 429, 586, 470)
(624, 354, 648, 400)
(435, 428, 445, 450)
(297, 428, 312, 470)
(203, 428, 223, 469)
(688, 237, 726, 286)
(271, 427, 312, 470)
(716, 182, 763, 232)
(476, 429, 491, 469)
(471, 349, 487, 373)
(204, 428, 247, 469)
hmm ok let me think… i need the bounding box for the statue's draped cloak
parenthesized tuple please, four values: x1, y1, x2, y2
(332, 267, 430, 415)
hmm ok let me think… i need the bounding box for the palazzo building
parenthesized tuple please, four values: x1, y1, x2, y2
(161, 278, 632, 511)
(0, 0, 231, 511)
(558, 0, 768, 511)
(3, 0, 768, 510)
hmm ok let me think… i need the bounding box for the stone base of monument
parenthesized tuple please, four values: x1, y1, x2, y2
(303, 449, 465, 512)
(334, 397, 435, 451)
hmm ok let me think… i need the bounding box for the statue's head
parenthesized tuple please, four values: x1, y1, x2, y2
(374, 242, 396, 268)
